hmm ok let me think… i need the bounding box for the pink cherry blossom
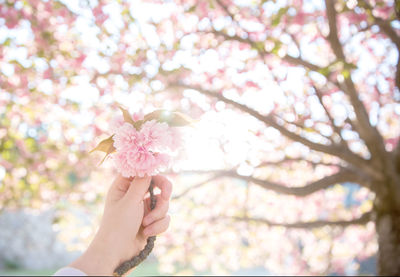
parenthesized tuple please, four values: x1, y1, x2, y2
(112, 119, 180, 178)
(113, 151, 134, 178)
(112, 123, 139, 151)
(140, 120, 173, 150)
(126, 149, 156, 177)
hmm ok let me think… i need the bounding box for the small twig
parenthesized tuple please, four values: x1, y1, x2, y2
(172, 175, 223, 200)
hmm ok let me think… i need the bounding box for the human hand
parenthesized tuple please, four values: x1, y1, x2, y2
(70, 175, 172, 276)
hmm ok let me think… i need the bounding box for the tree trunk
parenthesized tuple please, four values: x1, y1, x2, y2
(376, 210, 400, 275)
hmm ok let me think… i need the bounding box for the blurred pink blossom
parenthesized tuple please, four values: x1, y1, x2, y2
(109, 115, 125, 134)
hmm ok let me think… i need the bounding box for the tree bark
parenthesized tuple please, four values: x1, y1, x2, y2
(376, 208, 400, 275)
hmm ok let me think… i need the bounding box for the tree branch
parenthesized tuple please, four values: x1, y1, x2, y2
(324, 0, 388, 168)
(358, 1, 400, 50)
(395, 140, 400, 174)
(396, 54, 400, 92)
(213, 1, 380, 161)
(172, 175, 222, 200)
(212, 23, 382, 159)
(325, 0, 345, 60)
(211, 29, 323, 72)
(213, 0, 323, 72)
(169, 82, 381, 179)
(207, 11, 384, 180)
(226, 211, 372, 229)
(374, 18, 400, 49)
(181, 168, 372, 196)
(324, 2, 400, 205)
(256, 157, 343, 169)
(313, 85, 346, 145)
(276, 114, 333, 142)
(215, 0, 235, 21)
(171, 82, 337, 154)
(222, 168, 370, 196)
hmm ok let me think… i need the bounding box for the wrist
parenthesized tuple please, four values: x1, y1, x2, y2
(70, 234, 119, 276)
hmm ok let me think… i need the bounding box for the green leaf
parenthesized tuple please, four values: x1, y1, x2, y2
(143, 110, 194, 127)
(252, 41, 265, 52)
(3, 140, 13, 149)
(168, 111, 195, 126)
(121, 8, 129, 15)
(342, 69, 351, 79)
(187, 5, 196, 13)
(318, 66, 330, 77)
(99, 152, 113, 166)
(132, 120, 143, 130)
(90, 135, 116, 165)
(272, 7, 289, 26)
(3, 38, 11, 47)
(90, 135, 115, 153)
(344, 62, 357, 70)
(271, 41, 282, 55)
(119, 106, 135, 126)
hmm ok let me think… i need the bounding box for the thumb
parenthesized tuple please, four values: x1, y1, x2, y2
(106, 175, 133, 203)
(124, 176, 152, 202)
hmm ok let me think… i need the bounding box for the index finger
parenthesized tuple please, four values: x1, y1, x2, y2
(151, 175, 173, 200)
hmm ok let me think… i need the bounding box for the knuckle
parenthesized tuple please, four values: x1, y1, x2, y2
(164, 217, 171, 230)
(163, 200, 170, 212)
(146, 229, 153, 236)
(145, 216, 153, 224)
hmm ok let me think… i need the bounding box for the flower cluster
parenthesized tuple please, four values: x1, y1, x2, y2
(91, 108, 190, 178)
(111, 115, 182, 178)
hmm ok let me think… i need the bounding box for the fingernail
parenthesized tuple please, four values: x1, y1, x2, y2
(136, 176, 149, 182)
